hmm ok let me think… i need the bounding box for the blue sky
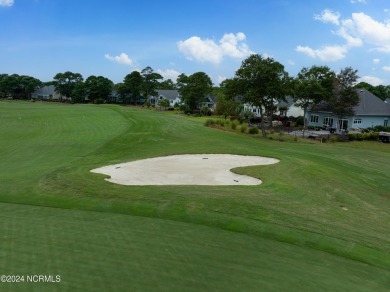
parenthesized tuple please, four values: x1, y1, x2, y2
(1, 0, 390, 86)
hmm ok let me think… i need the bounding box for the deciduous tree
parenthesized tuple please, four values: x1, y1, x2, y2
(329, 67, 359, 130)
(177, 72, 213, 111)
(85, 75, 113, 103)
(293, 66, 335, 129)
(234, 54, 290, 137)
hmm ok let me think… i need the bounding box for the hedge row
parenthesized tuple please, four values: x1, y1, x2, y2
(347, 132, 379, 141)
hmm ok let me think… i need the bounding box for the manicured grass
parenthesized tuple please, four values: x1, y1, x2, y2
(1, 101, 390, 290)
(1, 202, 389, 291)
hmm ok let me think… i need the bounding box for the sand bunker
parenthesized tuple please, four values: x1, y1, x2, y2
(91, 154, 279, 186)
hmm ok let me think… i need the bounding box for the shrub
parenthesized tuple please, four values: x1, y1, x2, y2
(295, 116, 304, 126)
(241, 124, 247, 133)
(205, 119, 216, 126)
(231, 120, 237, 130)
(248, 127, 259, 134)
(217, 119, 226, 127)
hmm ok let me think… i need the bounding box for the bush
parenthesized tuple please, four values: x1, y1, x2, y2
(248, 127, 259, 134)
(348, 132, 379, 141)
(373, 125, 390, 132)
(295, 116, 304, 126)
(218, 119, 226, 127)
(240, 124, 247, 133)
(231, 120, 237, 130)
(205, 119, 216, 126)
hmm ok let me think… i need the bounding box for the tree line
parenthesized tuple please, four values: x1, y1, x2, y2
(1, 54, 389, 136)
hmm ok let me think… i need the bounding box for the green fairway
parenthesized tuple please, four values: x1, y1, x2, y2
(1, 101, 390, 291)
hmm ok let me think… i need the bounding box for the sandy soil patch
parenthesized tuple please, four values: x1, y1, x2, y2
(91, 154, 279, 186)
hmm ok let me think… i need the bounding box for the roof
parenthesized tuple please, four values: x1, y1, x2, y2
(309, 88, 390, 116)
(205, 94, 217, 103)
(277, 96, 294, 108)
(33, 85, 56, 96)
(355, 88, 389, 116)
(155, 89, 180, 101)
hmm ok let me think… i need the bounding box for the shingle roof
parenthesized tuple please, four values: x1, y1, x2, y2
(355, 88, 389, 116)
(156, 90, 179, 101)
(33, 85, 56, 95)
(277, 96, 294, 108)
(309, 89, 390, 116)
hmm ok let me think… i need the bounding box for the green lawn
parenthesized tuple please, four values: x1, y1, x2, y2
(1, 101, 389, 291)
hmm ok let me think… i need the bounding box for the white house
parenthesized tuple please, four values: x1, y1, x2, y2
(148, 90, 181, 107)
(242, 96, 303, 118)
(32, 85, 64, 100)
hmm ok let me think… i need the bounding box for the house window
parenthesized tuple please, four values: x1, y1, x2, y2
(310, 115, 319, 123)
(353, 118, 362, 125)
(253, 108, 257, 113)
(323, 117, 333, 127)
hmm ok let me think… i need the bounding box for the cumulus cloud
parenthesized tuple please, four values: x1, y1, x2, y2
(156, 69, 181, 81)
(383, 66, 390, 71)
(0, 0, 14, 7)
(373, 58, 380, 64)
(350, 0, 367, 4)
(297, 10, 390, 62)
(314, 9, 340, 25)
(104, 53, 134, 66)
(341, 12, 390, 53)
(296, 45, 348, 62)
(359, 76, 383, 86)
(177, 32, 254, 64)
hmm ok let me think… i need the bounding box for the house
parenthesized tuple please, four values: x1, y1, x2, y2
(276, 96, 304, 117)
(148, 90, 181, 107)
(202, 94, 217, 110)
(242, 96, 303, 118)
(32, 85, 64, 100)
(306, 88, 390, 130)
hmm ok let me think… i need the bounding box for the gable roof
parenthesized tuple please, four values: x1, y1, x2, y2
(355, 88, 389, 116)
(156, 89, 180, 101)
(33, 85, 56, 96)
(309, 88, 390, 116)
(204, 94, 217, 103)
(277, 96, 294, 108)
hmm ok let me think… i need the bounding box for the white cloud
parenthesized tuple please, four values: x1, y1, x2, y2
(341, 13, 390, 53)
(296, 45, 348, 62)
(104, 53, 134, 66)
(177, 32, 254, 64)
(287, 60, 295, 66)
(359, 76, 384, 86)
(351, 0, 367, 4)
(383, 66, 390, 71)
(156, 69, 181, 81)
(298, 11, 390, 62)
(0, 0, 13, 7)
(314, 9, 341, 25)
(373, 58, 380, 64)
(336, 26, 363, 47)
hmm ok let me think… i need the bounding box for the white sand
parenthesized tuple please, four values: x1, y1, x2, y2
(91, 154, 279, 186)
